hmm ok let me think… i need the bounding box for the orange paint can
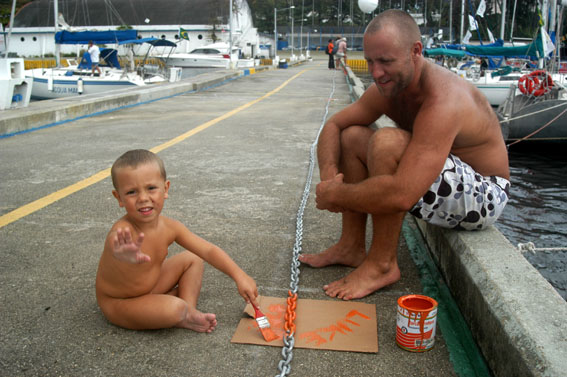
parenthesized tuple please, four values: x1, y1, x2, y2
(396, 294, 438, 352)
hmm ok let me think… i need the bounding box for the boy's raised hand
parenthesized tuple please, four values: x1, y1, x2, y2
(112, 227, 151, 264)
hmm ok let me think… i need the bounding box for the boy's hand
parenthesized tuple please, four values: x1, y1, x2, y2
(111, 227, 151, 264)
(236, 273, 259, 308)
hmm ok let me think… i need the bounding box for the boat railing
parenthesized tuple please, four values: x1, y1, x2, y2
(497, 84, 517, 120)
(498, 80, 564, 120)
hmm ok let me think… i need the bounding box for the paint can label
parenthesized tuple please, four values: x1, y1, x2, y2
(396, 295, 438, 352)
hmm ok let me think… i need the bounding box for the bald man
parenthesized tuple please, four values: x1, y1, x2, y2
(299, 10, 510, 300)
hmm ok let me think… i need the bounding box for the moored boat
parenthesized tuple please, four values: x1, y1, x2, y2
(26, 65, 145, 100)
(158, 42, 254, 69)
(497, 74, 567, 148)
(26, 32, 178, 100)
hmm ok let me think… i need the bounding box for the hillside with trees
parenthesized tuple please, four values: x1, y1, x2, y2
(247, 0, 550, 41)
(1, 0, 553, 41)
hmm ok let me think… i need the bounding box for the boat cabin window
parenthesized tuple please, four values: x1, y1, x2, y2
(189, 48, 223, 54)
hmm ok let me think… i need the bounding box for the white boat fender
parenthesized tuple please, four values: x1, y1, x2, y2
(47, 76, 53, 91)
(77, 78, 84, 94)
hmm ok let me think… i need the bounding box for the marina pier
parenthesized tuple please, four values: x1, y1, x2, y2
(1, 58, 565, 376)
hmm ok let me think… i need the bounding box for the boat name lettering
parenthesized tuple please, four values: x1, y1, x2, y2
(53, 87, 78, 94)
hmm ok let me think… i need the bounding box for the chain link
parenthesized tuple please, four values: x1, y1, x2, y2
(275, 70, 337, 377)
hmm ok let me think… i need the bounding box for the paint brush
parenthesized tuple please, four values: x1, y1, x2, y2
(251, 302, 278, 342)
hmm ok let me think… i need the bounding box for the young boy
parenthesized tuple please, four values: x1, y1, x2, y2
(96, 149, 259, 331)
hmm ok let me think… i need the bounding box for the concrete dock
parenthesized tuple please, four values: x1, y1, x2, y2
(1, 57, 565, 376)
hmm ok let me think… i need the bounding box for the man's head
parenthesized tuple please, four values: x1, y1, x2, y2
(111, 149, 167, 190)
(363, 10, 423, 97)
(365, 10, 421, 49)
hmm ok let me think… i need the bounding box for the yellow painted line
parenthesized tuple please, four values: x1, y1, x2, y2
(0, 68, 311, 229)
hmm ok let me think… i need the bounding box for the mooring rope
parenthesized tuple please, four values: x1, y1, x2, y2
(275, 68, 337, 377)
(518, 242, 567, 254)
(505, 105, 567, 147)
(499, 101, 567, 124)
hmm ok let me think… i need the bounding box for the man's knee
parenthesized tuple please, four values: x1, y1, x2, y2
(340, 126, 374, 151)
(369, 128, 410, 158)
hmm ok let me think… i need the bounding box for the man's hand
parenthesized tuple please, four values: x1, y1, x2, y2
(111, 227, 151, 264)
(316, 173, 346, 212)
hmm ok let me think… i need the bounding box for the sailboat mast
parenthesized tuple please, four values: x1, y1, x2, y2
(54, 0, 60, 67)
(449, 0, 453, 43)
(229, 0, 233, 68)
(500, 0, 507, 40)
(549, 0, 557, 33)
(3, 0, 17, 56)
(460, 0, 465, 42)
(509, 0, 517, 42)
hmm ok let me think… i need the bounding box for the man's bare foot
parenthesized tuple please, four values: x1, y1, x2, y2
(178, 309, 217, 333)
(298, 243, 366, 268)
(323, 260, 401, 300)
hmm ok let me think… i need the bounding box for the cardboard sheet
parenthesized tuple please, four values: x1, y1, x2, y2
(230, 296, 378, 353)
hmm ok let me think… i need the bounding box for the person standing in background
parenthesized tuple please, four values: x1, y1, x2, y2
(88, 40, 102, 76)
(326, 39, 335, 69)
(335, 37, 347, 68)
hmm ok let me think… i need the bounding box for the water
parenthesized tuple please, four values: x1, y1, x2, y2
(356, 72, 567, 300)
(494, 151, 567, 300)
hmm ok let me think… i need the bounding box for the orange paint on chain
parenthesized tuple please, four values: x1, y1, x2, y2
(284, 291, 298, 335)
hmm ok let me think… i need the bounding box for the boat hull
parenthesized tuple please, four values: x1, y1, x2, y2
(25, 68, 144, 100)
(165, 55, 230, 69)
(501, 97, 567, 143)
(467, 73, 523, 106)
(474, 82, 516, 106)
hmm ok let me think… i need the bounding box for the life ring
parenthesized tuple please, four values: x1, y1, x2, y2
(518, 70, 553, 96)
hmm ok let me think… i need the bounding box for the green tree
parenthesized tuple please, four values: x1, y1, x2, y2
(247, 0, 551, 40)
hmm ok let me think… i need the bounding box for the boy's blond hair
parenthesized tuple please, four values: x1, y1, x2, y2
(111, 149, 167, 189)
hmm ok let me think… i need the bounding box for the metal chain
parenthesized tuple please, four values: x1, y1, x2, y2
(275, 69, 338, 377)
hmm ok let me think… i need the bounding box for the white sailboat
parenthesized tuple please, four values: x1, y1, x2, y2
(24, 2, 176, 100)
(0, 0, 32, 110)
(158, 42, 255, 69)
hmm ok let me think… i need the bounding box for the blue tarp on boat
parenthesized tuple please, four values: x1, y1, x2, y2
(464, 43, 540, 59)
(77, 48, 121, 69)
(423, 48, 467, 58)
(439, 39, 505, 50)
(428, 32, 554, 61)
(55, 30, 138, 44)
(118, 38, 177, 47)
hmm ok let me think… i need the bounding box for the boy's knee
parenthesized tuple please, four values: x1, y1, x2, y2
(182, 251, 204, 270)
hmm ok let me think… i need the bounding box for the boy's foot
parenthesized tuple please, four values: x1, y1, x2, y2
(181, 309, 217, 333)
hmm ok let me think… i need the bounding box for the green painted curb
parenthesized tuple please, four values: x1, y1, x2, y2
(402, 219, 492, 377)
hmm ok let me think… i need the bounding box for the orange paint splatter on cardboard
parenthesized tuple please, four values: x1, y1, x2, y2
(298, 310, 370, 345)
(245, 305, 371, 345)
(232, 297, 378, 353)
